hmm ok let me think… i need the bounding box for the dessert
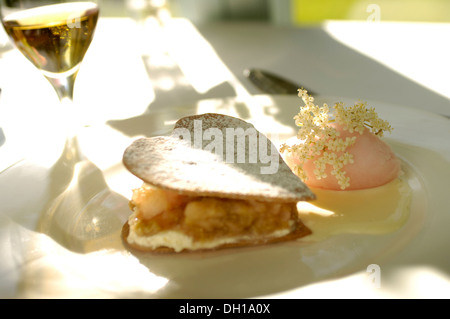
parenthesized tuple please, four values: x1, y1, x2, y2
(122, 113, 315, 253)
(280, 89, 401, 190)
(281, 90, 412, 240)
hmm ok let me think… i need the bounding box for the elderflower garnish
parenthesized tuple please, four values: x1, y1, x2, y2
(280, 89, 393, 190)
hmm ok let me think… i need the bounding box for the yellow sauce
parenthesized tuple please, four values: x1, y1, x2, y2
(297, 178, 412, 242)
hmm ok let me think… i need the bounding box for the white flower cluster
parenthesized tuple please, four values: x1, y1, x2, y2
(280, 89, 392, 190)
(334, 101, 392, 136)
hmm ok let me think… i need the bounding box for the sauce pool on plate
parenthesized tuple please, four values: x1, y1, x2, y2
(297, 177, 412, 241)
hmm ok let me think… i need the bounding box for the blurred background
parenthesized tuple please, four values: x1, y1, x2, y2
(102, 0, 450, 24)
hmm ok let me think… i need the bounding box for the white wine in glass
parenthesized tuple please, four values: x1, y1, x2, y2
(0, 0, 99, 160)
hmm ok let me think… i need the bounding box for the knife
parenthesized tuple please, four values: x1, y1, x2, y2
(244, 68, 315, 95)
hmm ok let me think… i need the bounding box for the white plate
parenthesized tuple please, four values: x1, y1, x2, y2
(0, 95, 449, 299)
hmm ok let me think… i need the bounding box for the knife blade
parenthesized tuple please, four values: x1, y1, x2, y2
(244, 69, 315, 95)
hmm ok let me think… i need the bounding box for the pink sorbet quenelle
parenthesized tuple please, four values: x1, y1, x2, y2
(281, 90, 401, 191)
(284, 125, 400, 191)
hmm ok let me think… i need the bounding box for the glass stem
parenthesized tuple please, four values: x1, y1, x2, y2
(45, 70, 84, 163)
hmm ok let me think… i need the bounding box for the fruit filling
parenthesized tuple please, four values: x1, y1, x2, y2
(129, 184, 297, 242)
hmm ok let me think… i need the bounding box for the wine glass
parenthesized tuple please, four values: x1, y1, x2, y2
(0, 0, 99, 162)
